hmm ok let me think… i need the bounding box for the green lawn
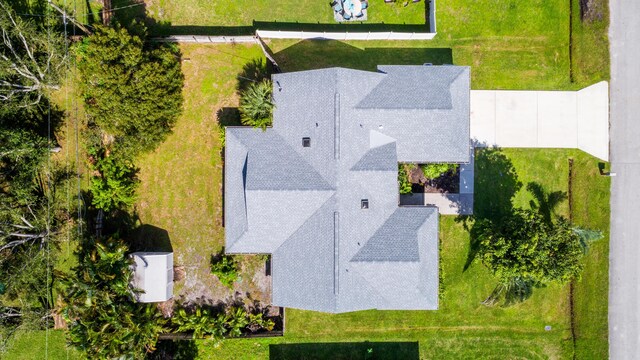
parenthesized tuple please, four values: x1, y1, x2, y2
(3, 330, 82, 360)
(133, 43, 270, 303)
(570, 0, 610, 85)
(144, 0, 426, 29)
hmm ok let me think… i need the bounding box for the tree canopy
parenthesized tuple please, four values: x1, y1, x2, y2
(477, 209, 584, 286)
(78, 24, 184, 156)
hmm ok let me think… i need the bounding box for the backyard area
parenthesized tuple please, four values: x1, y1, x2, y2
(2, 0, 611, 357)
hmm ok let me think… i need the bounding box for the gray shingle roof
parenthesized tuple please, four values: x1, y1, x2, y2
(351, 208, 435, 262)
(351, 142, 398, 171)
(357, 66, 465, 110)
(225, 65, 470, 313)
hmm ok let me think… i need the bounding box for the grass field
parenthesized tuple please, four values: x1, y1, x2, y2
(145, 0, 426, 29)
(3, 330, 81, 360)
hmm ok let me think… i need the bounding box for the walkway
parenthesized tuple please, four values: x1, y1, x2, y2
(470, 82, 609, 161)
(609, 0, 640, 358)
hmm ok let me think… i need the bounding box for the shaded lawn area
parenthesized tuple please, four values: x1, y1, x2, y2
(197, 149, 608, 359)
(133, 43, 270, 303)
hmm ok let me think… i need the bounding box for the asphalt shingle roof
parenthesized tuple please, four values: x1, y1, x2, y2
(225, 65, 470, 313)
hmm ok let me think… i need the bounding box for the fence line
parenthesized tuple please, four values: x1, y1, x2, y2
(256, 30, 436, 40)
(153, 35, 258, 43)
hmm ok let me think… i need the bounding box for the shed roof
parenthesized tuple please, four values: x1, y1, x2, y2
(130, 252, 173, 303)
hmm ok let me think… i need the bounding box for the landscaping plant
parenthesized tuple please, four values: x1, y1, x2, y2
(210, 253, 240, 289)
(170, 305, 275, 342)
(398, 164, 413, 195)
(88, 147, 139, 212)
(420, 163, 458, 180)
(239, 80, 273, 130)
(58, 237, 166, 359)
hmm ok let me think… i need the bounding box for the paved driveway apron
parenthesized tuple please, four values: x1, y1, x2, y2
(470, 83, 609, 161)
(609, 1, 640, 358)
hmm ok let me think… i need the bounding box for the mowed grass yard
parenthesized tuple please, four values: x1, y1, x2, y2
(144, 0, 426, 28)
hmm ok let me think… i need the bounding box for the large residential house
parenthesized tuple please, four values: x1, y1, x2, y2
(224, 65, 470, 313)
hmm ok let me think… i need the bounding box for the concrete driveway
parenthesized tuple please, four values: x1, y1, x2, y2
(470, 82, 609, 161)
(609, 0, 640, 358)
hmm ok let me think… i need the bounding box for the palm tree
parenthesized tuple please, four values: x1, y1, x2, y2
(58, 237, 165, 359)
(239, 80, 273, 130)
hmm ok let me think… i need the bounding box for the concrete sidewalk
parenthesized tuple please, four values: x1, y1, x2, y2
(470, 82, 609, 161)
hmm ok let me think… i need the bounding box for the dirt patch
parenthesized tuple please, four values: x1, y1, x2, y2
(580, 0, 605, 22)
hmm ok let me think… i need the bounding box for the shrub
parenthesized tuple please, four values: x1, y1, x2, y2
(398, 164, 413, 195)
(170, 305, 275, 342)
(210, 253, 239, 289)
(420, 163, 458, 180)
(88, 147, 139, 212)
(239, 80, 273, 130)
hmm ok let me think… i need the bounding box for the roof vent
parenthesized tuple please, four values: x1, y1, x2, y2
(302, 137, 311, 147)
(361, 199, 369, 209)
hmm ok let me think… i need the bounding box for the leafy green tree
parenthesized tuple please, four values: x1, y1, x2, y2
(210, 253, 239, 289)
(476, 209, 584, 306)
(398, 164, 413, 195)
(88, 147, 139, 212)
(239, 80, 273, 130)
(420, 163, 458, 180)
(78, 24, 184, 156)
(0, 1, 65, 111)
(58, 237, 165, 359)
(0, 128, 48, 203)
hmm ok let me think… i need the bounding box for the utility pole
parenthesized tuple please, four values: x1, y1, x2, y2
(47, 1, 92, 35)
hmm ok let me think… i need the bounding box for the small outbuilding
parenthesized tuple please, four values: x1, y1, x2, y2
(130, 252, 174, 303)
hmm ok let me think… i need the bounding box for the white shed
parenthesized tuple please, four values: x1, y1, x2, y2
(130, 252, 174, 303)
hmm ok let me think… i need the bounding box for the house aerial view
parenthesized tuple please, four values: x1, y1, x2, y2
(3, 0, 631, 357)
(225, 65, 470, 312)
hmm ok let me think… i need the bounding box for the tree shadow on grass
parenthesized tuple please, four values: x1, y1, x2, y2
(146, 339, 198, 360)
(269, 341, 419, 360)
(526, 181, 567, 226)
(458, 147, 522, 271)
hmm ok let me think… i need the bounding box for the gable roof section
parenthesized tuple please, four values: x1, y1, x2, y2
(233, 129, 333, 191)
